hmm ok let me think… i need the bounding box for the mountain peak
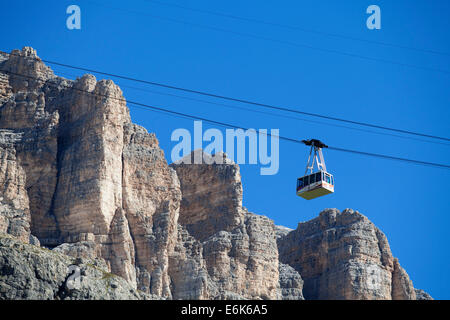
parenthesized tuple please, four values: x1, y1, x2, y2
(0, 47, 431, 300)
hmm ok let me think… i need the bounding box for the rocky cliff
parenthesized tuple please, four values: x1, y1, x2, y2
(0, 47, 431, 300)
(277, 208, 416, 300)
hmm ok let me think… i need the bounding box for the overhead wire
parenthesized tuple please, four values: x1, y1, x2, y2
(2, 50, 449, 143)
(144, 0, 450, 57)
(1, 68, 449, 170)
(115, 80, 450, 147)
(84, 0, 450, 76)
(57, 68, 450, 147)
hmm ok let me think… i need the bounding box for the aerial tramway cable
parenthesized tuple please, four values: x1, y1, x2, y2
(1, 68, 449, 170)
(2, 50, 449, 143)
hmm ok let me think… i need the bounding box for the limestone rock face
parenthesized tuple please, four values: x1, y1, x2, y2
(391, 258, 416, 300)
(101, 208, 137, 288)
(0, 47, 179, 297)
(53, 241, 105, 267)
(277, 208, 416, 300)
(171, 151, 280, 300)
(168, 224, 209, 299)
(203, 213, 280, 299)
(0, 131, 31, 243)
(275, 225, 294, 239)
(52, 73, 130, 243)
(171, 150, 244, 241)
(415, 289, 433, 300)
(278, 263, 304, 300)
(0, 47, 429, 300)
(0, 234, 149, 300)
(0, 47, 53, 127)
(122, 123, 181, 297)
(168, 214, 284, 300)
(15, 116, 59, 243)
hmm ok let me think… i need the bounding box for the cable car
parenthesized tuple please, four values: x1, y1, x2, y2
(296, 139, 334, 200)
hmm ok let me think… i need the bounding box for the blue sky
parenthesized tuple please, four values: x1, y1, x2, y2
(1, 0, 449, 299)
